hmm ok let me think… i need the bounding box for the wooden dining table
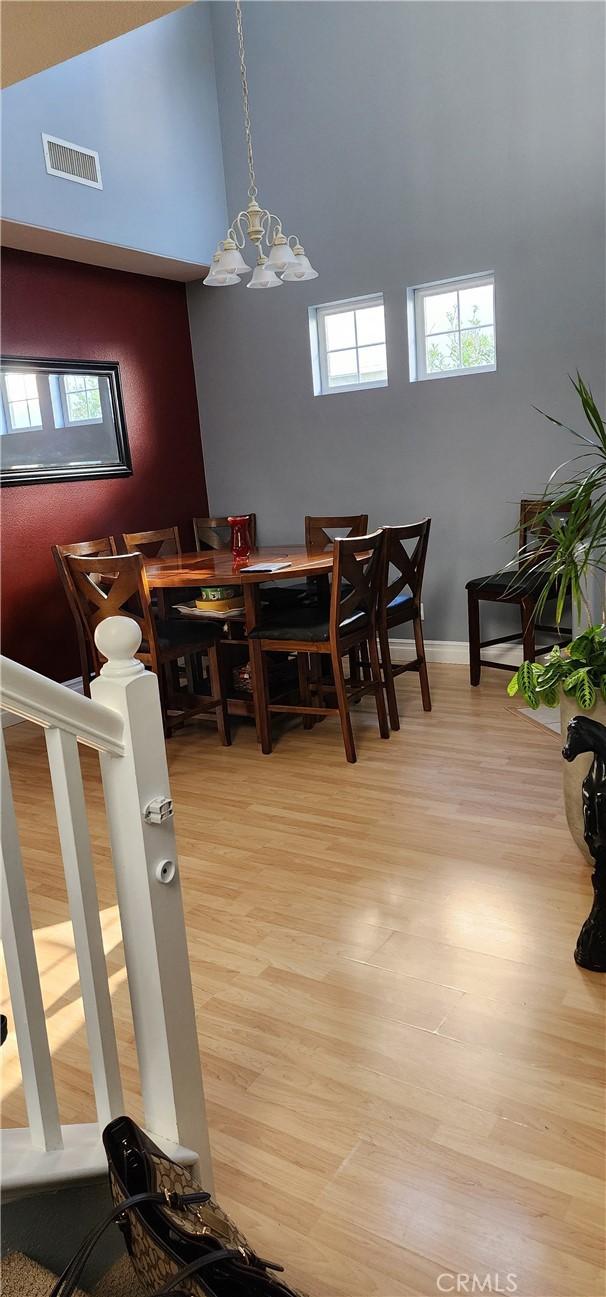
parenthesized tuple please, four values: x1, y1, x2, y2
(143, 546, 335, 718)
(143, 545, 333, 627)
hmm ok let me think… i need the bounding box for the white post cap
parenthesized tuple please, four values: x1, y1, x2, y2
(95, 617, 144, 679)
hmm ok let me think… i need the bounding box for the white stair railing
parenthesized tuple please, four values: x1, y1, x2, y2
(1, 617, 212, 1195)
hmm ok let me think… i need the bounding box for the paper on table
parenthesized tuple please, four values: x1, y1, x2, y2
(240, 561, 292, 573)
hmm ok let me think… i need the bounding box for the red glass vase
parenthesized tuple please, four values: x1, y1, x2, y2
(228, 515, 252, 565)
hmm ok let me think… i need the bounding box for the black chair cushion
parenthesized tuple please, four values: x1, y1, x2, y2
(154, 617, 222, 652)
(261, 584, 307, 610)
(466, 569, 548, 598)
(386, 591, 415, 620)
(249, 604, 369, 643)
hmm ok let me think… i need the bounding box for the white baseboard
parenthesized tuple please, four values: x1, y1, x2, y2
(388, 639, 550, 668)
(2, 675, 84, 728)
(389, 638, 469, 665)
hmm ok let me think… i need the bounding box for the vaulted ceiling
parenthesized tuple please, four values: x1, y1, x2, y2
(1, 0, 191, 87)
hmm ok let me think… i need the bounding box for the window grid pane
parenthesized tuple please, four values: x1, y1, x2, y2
(418, 277, 495, 378)
(325, 305, 387, 387)
(315, 296, 387, 394)
(64, 375, 102, 421)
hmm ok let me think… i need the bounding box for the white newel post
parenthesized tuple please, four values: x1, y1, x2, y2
(91, 618, 213, 1188)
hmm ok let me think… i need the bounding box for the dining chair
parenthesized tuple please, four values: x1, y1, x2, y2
(304, 514, 369, 551)
(248, 530, 389, 763)
(304, 513, 370, 683)
(466, 499, 572, 684)
(122, 526, 182, 557)
(64, 551, 230, 744)
(193, 514, 257, 551)
(376, 519, 432, 729)
(52, 537, 118, 697)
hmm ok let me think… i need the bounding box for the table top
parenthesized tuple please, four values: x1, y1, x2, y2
(143, 546, 334, 588)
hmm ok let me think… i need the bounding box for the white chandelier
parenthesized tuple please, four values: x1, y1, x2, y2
(204, 0, 318, 290)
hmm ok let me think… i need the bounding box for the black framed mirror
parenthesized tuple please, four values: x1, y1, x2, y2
(0, 357, 132, 486)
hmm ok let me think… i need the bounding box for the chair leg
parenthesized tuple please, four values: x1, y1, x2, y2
(330, 647, 356, 763)
(207, 643, 231, 747)
(413, 614, 432, 712)
(250, 639, 272, 754)
(349, 647, 361, 701)
(378, 620, 400, 731)
(79, 639, 92, 698)
(310, 655, 326, 716)
(467, 588, 481, 686)
(297, 653, 314, 729)
(158, 664, 172, 738)
(367, 634, 390, 740)
(521, 598, 536, 662)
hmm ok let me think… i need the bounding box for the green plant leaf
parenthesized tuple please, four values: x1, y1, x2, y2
(576, 672, 596, 710)
(517, 661, 536, 698)
(541, 686, 559, 707)
(525, 689, 541, 710)
(563, 669, 587, 691)
(506, 674, 519, 697)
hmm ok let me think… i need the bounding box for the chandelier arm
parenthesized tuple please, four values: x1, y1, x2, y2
(265, 214, 285, 247)
(227, 212, 251, 247)
(236, 0, 258, 202)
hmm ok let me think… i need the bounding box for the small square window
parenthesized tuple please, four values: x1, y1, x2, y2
(309, 294, 388, 395)
(408, 273, 496, 381)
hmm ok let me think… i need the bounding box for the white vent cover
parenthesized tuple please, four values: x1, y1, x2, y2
(42, 134, 102, 189)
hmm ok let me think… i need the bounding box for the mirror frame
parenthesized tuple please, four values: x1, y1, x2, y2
(0, 356, 132, 487)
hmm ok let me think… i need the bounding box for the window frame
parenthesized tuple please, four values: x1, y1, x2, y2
(310, 293, 388, 397)
(409, 272, 497, 382)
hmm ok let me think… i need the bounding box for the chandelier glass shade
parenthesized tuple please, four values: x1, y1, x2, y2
(203, 1, 318, 290)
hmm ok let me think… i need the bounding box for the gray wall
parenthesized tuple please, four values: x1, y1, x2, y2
(188, 1, 605, 642)
(1, 4, 227, 264)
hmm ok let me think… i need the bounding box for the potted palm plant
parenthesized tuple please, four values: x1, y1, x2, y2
(506, 375, 606, 860)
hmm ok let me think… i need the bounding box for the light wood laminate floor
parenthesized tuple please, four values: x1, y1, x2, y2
(2, 666, 605, 1297)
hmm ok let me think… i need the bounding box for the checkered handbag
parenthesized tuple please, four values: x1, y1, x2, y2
(49, 1116, 307, 1297)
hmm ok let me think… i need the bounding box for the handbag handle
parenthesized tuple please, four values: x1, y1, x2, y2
(151, 1247, 241, 1295)
(50, 1189, 211, 1297)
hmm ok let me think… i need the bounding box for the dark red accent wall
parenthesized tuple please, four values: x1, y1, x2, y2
(1, 248, 209, 681)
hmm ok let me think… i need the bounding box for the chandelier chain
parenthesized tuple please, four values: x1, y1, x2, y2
(235, 0, 258, 202)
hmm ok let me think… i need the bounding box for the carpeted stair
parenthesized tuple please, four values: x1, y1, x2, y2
(2, 1251, 145, 1296)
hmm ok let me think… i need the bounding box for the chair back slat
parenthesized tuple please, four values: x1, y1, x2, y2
(519, 498, 572, 560)
(122, 527, 181, 558)
(65, 553, 157, 675)
(52, 539, 119, 695)
(193, 514, 257, 551)
(380, 519, 431, 614)
(305, 514, 368, 552)
(330, 530, 385, 638)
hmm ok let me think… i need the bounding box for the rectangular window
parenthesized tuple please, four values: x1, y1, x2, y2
(309, 294, 388, 395)
(408, 273, 496, 381)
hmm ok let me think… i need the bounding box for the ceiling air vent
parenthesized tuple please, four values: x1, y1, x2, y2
(42, 134, 102, 189)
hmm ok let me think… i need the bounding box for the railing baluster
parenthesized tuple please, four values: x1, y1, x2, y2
(45, 727, 124, 1126)
(1, 732, 62, 1151)
(91, 618, 213, 1187)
